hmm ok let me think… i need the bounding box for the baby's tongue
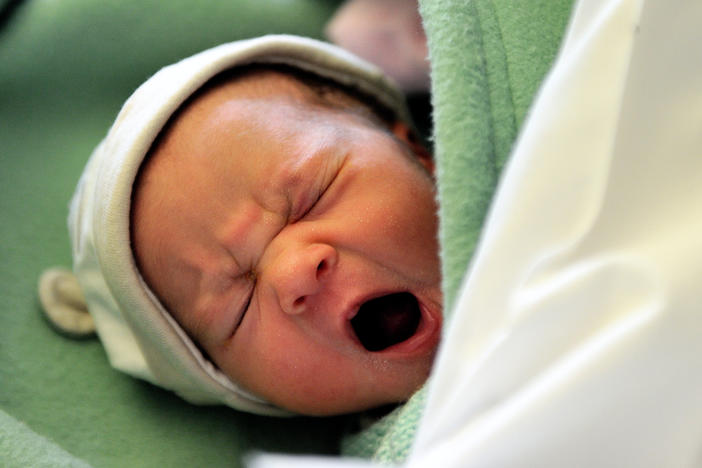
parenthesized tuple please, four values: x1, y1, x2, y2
(351, 292, 421, 351)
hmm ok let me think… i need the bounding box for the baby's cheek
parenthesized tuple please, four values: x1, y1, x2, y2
(376, 190, 438, 252)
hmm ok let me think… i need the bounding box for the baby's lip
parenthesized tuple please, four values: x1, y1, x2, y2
(344, 290, 441, 358)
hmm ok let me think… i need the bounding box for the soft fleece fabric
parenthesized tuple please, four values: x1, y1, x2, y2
(342, 0, 573, 462)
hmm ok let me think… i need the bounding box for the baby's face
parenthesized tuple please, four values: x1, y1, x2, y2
(132, 72, 442, 415)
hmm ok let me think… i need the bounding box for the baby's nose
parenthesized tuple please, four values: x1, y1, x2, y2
(270, 243, 337, 315)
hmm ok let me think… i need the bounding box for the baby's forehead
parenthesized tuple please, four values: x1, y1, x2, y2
(179, 64, 391, 133)
(138, 70, 312, 179)
(133, 69, 355, 218)
(181, 69, 314, 119)
(133, 64, 398, 214)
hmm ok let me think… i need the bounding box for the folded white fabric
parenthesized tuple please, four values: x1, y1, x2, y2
(410, 0, 702, 466)
(67, 34, 409, 416)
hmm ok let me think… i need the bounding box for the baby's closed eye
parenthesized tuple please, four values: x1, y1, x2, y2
(291, 157, 346, 223)
(230, 271, 257, 337)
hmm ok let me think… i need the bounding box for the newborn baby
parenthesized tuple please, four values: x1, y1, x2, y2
(67, 35, 442, 416)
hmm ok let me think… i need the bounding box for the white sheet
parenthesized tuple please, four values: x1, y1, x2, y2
(252, 0, 702, 466)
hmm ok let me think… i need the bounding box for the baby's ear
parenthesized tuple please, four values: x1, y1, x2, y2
(391, 121, 434, 175)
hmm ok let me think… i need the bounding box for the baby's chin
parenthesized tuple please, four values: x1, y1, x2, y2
(279, 370, 431, 417)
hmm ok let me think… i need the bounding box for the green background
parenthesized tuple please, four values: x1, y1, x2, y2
(0, 1, 352, 466)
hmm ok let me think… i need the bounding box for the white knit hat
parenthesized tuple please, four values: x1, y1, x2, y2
(62, 35, 409, 415)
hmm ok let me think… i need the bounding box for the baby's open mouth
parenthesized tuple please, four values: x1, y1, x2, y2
(351, 292, 421, 351)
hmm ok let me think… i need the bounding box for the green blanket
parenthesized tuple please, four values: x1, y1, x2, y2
(342, 0, 573, 463)
(0, 2, 349, 467)
(0, 0, 572, 466)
